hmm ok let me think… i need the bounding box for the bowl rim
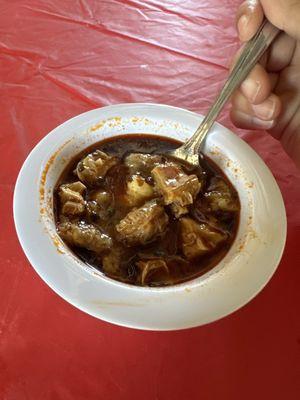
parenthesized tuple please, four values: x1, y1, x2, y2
(13, 102, 287, 330)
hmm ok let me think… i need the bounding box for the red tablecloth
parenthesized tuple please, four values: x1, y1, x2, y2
(1, 1, 300, 398)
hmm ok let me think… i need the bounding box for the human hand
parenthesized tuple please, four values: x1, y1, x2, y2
(231, 0, 300, 167)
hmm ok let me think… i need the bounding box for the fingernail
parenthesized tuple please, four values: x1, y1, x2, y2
(247, 0, 258, 11)
(251, 116, 274, 129)
(237, 14, 250, 38)
(241, 79, 261, 103)
(252, 98, 276, 120)
(236, 111, 275, 129)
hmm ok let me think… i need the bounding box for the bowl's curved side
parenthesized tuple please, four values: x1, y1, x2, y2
(13, 103, 287, 330)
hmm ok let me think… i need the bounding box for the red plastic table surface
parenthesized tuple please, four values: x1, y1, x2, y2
(1, 1, 300, 399)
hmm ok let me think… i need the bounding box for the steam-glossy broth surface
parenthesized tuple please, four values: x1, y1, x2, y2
(54, 135, 240, 286)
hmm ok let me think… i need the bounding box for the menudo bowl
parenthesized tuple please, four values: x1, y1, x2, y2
(13, 103, 287, 330)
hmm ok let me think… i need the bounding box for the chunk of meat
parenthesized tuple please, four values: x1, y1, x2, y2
(180, 217, 227, 260)
(76, 150, 118, 185)
(58, 181, 86, 216)
(124, 153, 163, 175)
(136, 258, 169, 285)
(58, 221, 112, 253)
(91, 189, 112, 205)
(116, 200, 169, 246)
(204, 178, 239, 212)
(192, 203, 225, 231)
(152, 164, 201, 217)
(86, 190, 114, 220)
(170, 203, 189, 218)
(102, 246, 124, 275)
(125, 175, 154, 206)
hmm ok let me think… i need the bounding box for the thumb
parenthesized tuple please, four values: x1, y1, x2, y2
(260, 0, 300, 40)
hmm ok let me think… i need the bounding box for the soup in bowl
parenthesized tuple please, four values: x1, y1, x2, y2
(54, 134, 240, 287)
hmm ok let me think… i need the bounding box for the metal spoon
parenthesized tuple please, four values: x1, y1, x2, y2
(167, 20, 280, 166)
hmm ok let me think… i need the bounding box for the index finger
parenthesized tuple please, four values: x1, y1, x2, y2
(236, 1, 264, 42)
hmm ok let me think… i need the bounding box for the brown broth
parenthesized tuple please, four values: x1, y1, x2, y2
(54, 134, 240, 286)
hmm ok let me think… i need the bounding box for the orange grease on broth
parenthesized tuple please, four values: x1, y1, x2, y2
(52, 236, 65, 254)
(39, 139, 72, 203)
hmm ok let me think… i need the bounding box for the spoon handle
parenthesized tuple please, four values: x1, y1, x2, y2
(184, 20, 280, 155)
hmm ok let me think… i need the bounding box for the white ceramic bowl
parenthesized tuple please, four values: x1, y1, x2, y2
(13, 103, 286, 330)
